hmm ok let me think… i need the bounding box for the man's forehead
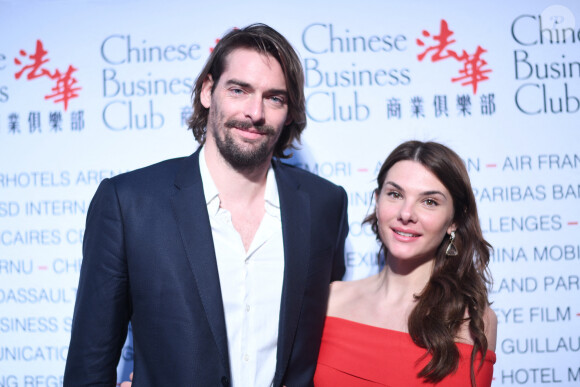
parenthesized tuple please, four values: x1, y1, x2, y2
(222, 47, 280, 72)
(218, 47, 287, 92)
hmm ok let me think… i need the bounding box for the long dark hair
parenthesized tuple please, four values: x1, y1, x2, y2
(364, 141, 492, 385)
(188, 23, 306, 158)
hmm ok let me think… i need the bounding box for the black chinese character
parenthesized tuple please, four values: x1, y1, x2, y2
(456, 94, 471, 116)
(71, 110, 85, 131)
(433, 95, 448, 118)
(480, 93, 496, 116)
(386, 98, 401, 119)
(28, 112, 41, 133)
(410, 96, 425, 118)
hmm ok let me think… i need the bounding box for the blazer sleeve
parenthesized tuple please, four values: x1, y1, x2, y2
(64, 178, 131, 385)
(331, 186, 348, 282)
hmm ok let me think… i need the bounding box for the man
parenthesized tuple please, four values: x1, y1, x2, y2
(64, 24, 348, 386)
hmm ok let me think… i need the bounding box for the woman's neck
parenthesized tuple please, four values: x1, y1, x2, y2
(377, 253, 435, 301)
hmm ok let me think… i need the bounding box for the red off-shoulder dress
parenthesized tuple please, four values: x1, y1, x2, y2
(314, 316, 495, 386)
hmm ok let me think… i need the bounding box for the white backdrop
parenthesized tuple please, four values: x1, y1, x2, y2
(1, 0, 579, 385)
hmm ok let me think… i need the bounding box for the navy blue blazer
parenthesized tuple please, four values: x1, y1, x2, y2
(64, 149, 348, 386)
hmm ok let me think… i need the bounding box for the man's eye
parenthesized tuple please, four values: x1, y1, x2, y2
(270, 96, 285, 104)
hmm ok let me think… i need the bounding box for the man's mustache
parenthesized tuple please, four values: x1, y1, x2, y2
(225, 119, 276, 136)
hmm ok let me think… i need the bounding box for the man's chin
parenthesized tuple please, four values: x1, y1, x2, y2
(220, 142, 273, 169)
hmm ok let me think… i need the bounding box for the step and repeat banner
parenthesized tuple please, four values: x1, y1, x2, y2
(1, 0, 578, 385)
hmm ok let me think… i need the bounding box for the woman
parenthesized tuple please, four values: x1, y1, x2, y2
(314, 141, 497, 386)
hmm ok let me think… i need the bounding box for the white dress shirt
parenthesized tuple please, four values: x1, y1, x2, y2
(199, 147, 284, 387)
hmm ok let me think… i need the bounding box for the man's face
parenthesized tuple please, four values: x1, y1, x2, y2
(201, 48, 292, 170)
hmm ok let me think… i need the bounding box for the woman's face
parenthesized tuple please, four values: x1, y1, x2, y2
(375, 160, 456, 264)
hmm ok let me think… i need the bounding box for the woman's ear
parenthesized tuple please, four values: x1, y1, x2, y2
(447, 224, 457, 235)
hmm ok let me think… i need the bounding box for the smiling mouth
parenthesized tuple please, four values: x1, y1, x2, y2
(394, 230, 420, 237)
(240, 127, 266, 135)
(225, 119, 274, 136)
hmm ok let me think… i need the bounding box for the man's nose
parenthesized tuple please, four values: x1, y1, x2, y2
(244, 95, 265, 124)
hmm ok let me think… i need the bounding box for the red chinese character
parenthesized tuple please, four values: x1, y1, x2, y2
(14, 40, 53, 80)
(451, 46, 492, 94)
(14, 39, 81, 110)
(416, 20, 458, 62)
(45, 65, 82, 111)
(417, 20, 491, 94)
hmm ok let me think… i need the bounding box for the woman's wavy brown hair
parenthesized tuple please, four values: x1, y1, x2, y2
(364, 141, 492, 386)
(188, 23, 306, 159)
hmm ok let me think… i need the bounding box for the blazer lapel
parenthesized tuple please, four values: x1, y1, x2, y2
(170, 149, 230, 375)
(273, 162, 311, 382)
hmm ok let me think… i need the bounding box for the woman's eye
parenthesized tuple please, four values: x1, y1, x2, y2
(424, 198, 438, 206)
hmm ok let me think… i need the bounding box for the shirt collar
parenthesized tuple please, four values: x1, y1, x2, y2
(199, 146, 280, 215)
(199, 146, 220, 212)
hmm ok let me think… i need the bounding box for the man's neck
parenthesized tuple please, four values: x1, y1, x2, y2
(203, 141, 271, 207)
(202, 143, 273, 251)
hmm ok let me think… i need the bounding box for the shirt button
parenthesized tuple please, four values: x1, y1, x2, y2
(246, 304, 250, 312)
(244, 353, 249, 362)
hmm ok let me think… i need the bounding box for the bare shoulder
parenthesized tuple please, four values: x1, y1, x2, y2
(327, 278, 367, 317)
(483, 306, 498, 351)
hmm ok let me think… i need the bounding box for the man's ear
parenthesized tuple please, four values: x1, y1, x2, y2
(200, 75, 214, 109)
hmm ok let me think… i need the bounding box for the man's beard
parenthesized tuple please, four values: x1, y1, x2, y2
(214, 119, 278, 170)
